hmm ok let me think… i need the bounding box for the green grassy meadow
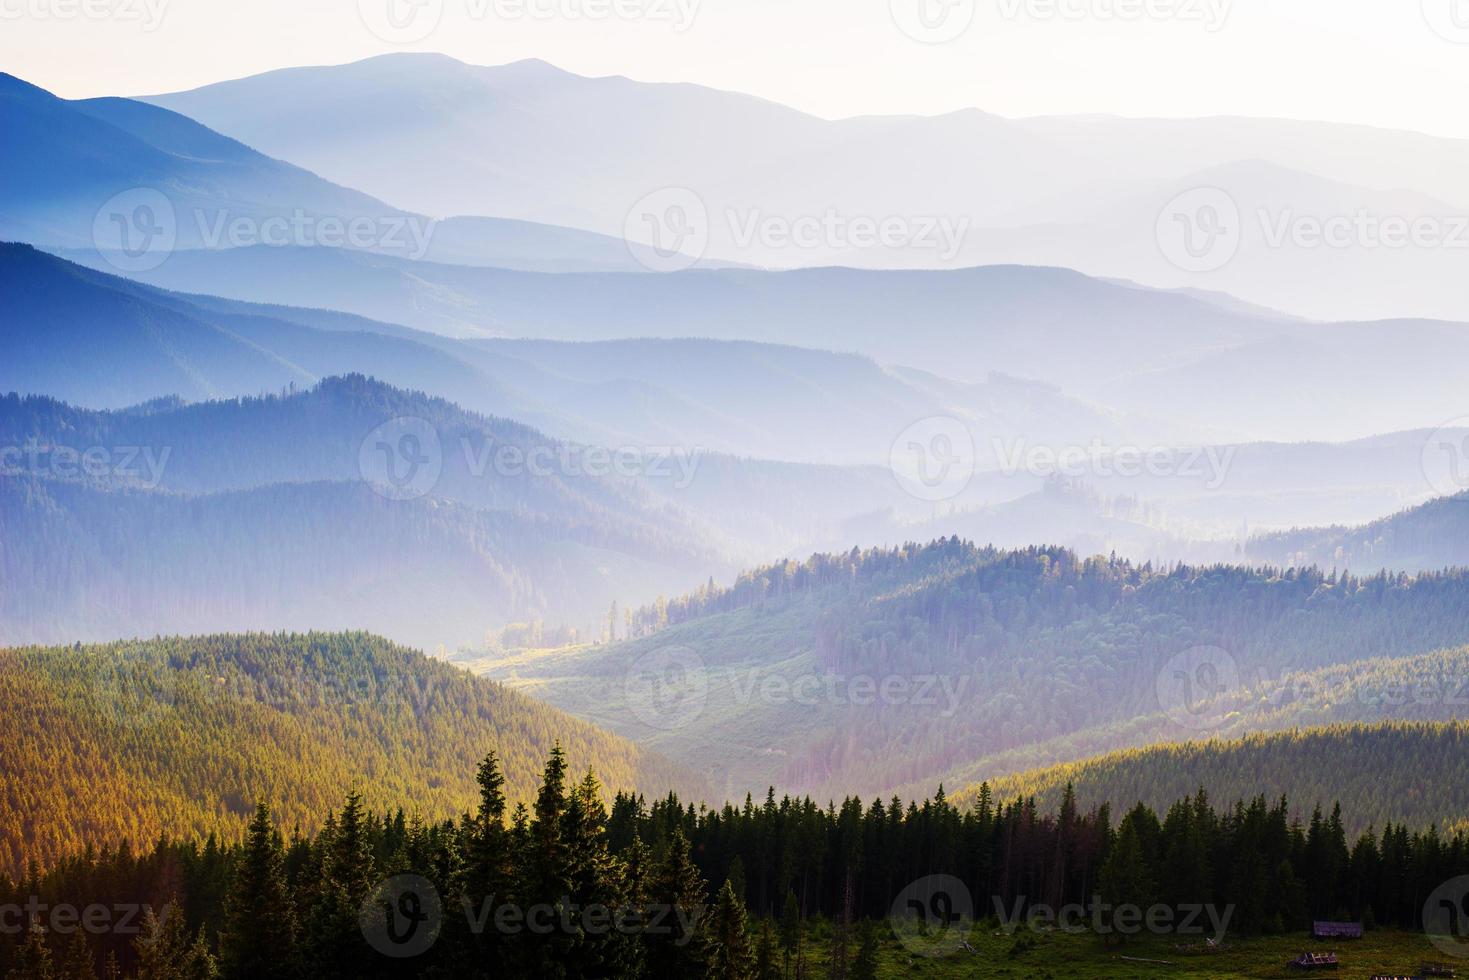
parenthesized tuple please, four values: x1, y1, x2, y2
(791, 922, 1457, 979)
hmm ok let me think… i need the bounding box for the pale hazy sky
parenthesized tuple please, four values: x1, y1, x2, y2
(4, 0, 1469, 137)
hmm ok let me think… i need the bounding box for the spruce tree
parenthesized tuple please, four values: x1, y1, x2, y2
(754, 919, 781, 980)
(850, 920, 879, 980)
(778, 887, 801, 980)
(220, 802, 298, 979)
(1098, 815, 1154, 945)
(706, 880, 757, 980)
(134, 901, 211, 980)
(465, 753, 512, 975)
(56, 929, 95, 980)
(6, 922, 54, 980)
(558, 769, 625, 978)
(304, 794, 377, 978)
(645, 827, 708, 977)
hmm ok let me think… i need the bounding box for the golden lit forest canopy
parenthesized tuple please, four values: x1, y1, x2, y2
(0, 632, 704, 875)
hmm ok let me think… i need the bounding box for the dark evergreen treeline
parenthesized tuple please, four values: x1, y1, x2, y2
(4, 747, 1465, 979)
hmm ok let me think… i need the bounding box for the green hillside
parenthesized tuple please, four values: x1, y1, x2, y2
(0, 632, 706, 875)
(475, 539, 1469, 802)
(923, 642, 1469, 802)
(967, 721, 1469, 836)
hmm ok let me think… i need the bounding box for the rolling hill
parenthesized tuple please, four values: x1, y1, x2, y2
(472, 539, 1469, 803)
(966, 722, 1469, 836)
(1247, 492, 1469, 573)
(928, 642, 1469, 804)
(0, 632, 708, 876)
(0, 375, 731, 650)
(0, 474, 715, 652)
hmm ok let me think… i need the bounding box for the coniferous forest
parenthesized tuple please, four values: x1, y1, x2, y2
(4, 745, 1467, 979)
(11, 8, 1469, 979)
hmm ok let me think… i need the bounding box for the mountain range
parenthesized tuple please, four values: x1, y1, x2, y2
(143, 52, 1469, 321)
(13, 56, 1469, 450)
(0, 70, 658, 272)
(47, 240, 1469, 447)
(8, 46, 1469, 861)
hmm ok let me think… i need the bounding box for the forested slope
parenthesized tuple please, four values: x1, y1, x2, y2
(481, 539, 1469, 801)
(1248, 492, 1469, 573)
(0, 632, 706, 875)
(967, 722, 1469, 836)
(0, 376, 727, 648)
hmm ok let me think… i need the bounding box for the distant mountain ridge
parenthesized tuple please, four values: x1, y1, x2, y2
(143, 52, 1469, 321)
(2, 243, 1158, 471)
(60, 240, 1469, 445)
(0, 374, 730, 649)
(0, 70, 662, 272)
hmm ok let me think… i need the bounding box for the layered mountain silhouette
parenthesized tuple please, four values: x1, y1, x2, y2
(57, 241, 1469, 444)
(0, 71, 652, 271)
(144, 52, 1469, 320)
